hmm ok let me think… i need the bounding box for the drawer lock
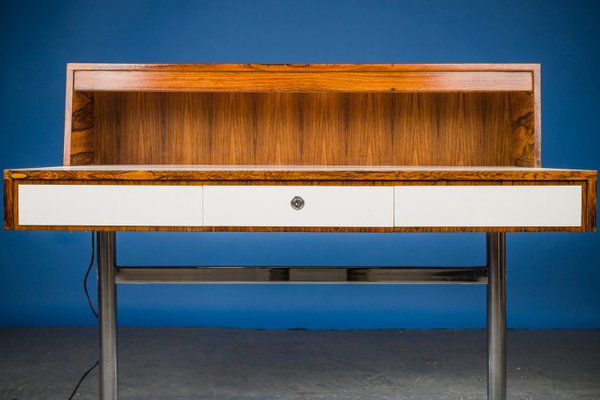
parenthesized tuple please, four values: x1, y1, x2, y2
(290, 196, 305, 210)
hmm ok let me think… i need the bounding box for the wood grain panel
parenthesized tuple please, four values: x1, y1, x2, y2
(392, 93, 435, 165)
(509, 92, 536, 167)
(209, 93, 255, 164)
(63, 68, 75, 165)
(478, 93, 513, 166)
(392, 93, 517, 166)
(161, 93, 208, 164)
(3, 177, 14, 230)
(6, 166, 596, 182)
(68, 91, 95, 165)
(74, 70, 533, 93)
(89, 92, 536, 167)
(532, 64, 542, 167)
(96, 93, 209, 165)
(586, 177, 597, 231)
(346, 93, 393, 165)
(65, 64, 542, 167)
(93, 92, 119, 164)
(254, 93, 302, 164)
(139, 93, 166, 164)
(437, 94, 482, 166)
(299, 93, 346, 165)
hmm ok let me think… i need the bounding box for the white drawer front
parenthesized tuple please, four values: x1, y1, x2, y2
(18, 185, 203, 226)
(203, 185, 394, 227)
(394, 185, 582, 227)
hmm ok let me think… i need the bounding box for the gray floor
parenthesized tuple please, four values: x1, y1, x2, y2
(0, 328, 598, 400)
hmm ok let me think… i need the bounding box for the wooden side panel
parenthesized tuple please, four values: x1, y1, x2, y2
(510, 92, 536, 167)
(63, 68, 75, 166)
(68, 91, 95, 165)
(532, 64, 542, 167)
(3, 177, 14, 230)
(586, 177, 597, 231)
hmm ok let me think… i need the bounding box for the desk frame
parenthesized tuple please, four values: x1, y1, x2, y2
(96, 231, 506, 400)
(9, 63, 594, 400)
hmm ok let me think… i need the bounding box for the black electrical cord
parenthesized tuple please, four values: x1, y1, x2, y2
(83, 232, 98, 319)
(68, 232, 99, 400)
(67, 360, 99, 399)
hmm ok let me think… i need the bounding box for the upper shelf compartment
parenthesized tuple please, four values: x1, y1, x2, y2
(64, 64, 541, 168)
(70, 63, 535, 92)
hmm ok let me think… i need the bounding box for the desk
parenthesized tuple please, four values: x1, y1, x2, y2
(4, 64, 597, 400)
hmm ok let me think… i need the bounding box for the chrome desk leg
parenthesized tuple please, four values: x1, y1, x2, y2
(487, 232, 506, 400)
(97, 232, 118, 400)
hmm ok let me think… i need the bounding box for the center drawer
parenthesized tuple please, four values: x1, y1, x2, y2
(203, 185, 394, 227)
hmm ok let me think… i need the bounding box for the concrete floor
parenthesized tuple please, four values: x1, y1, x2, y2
(0, 328, 598, 400)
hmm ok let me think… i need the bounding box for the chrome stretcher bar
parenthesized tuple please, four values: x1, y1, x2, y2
(97, 231, 506, 400)
(114, 266, 489, 284)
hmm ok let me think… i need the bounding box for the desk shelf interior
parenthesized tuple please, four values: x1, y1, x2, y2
(69, 91, 538, 167)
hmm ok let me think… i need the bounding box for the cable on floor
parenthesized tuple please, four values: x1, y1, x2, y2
(68, 232, 99, 400)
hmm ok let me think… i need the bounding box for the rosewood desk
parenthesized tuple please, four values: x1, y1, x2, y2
(3, 63, 597, 400)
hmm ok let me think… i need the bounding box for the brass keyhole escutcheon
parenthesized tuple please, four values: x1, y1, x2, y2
(291, 196, 305, 210)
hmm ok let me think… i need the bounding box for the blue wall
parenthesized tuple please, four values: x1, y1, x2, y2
(1, 0, 598, 329)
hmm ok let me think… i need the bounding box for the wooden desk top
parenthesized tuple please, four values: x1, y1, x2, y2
(5, 165, 596, 233)
(5, 165, 597, 182)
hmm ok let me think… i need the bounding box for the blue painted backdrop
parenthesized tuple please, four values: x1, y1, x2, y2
(1, 0, 598, 329)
